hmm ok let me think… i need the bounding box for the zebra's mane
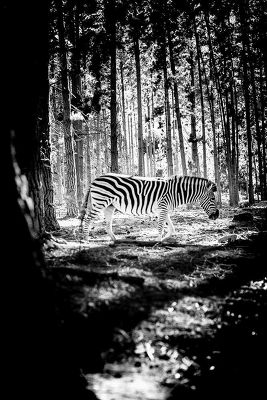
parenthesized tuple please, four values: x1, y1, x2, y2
(170, 175, 217, 191)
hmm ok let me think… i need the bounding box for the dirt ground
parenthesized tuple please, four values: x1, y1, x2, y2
(45, 203, 267, 400)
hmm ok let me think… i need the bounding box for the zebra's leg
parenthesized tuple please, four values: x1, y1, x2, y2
(82, 203, 108, 240)
(164, 214, 175, 239)
(103, 205, 116, 241)
(82, 210, 96, 240)
(156, 208, 168, 241)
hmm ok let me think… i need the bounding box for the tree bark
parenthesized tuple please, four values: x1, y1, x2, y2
(163, 43, 173, 176)
(260, 62, 267, 199)
(194, 15, 207, 178)
(249, 54, 264, 200)
(56, 0, 78, 216)
(120, 60, 129, 173)
(41, 74, 60, 230)
(133, 35, 144, 175)
(3, 1, 95, 397)
(167, 28, 187, 175)
(108, 2, 119, 173)
(70, 2, 84, 208)
(239, 1, 254, 204)
(188, 50, 200, 177)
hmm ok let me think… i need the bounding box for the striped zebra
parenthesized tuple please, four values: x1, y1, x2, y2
(79, 173, 219, 241)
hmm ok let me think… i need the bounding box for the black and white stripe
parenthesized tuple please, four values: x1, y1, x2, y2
(79, 173, 219, 241)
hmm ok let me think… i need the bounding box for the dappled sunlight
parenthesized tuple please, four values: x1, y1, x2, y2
(45, 205, 267, 399)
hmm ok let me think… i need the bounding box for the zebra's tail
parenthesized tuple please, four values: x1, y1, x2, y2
(78, 186, 91, 223)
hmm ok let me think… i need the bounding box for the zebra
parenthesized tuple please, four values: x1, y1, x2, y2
(79, 173, 219, 242)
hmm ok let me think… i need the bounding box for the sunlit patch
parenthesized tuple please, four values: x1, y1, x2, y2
(87, 365, 168, 400)
(48, 204, 266, 397)
(58, 218, 79, 228)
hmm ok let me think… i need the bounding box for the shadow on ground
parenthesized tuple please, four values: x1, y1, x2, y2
(46, 206, 267, 399)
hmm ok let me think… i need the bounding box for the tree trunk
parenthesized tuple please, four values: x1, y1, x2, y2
(3, 1, 95, 397)
(230, 81, 239, 205)
(147, 98, 153, 176)
(108, 4, 118, 173)
(171, 88, 180, 175)
(40, 65, 59, 230)
(128, 110, 135, 174)
(41, 157, 60, 231)
(151, 84, 156, 176)
(85, 121, 92, 187)
(189, 50, 200, 177)
(204, 10, 227, 144)
(133, 35, 144, 175)
(70, 3, 84, 209)
(163, 44, 173, 176)
(260, 62, 267, 199)
(194, 15, 207, 178)
(120, 60, 129, 173)
(95, 112, 101, 176)
(199, 36, 222, 204)
(56, 0, 78, 216)
(102, 107, 109, 172)
(239, 1, 254, 204)
(249, 55, 264, 200)
(222, 21, 239, 207)
(167, 29, 187, 175)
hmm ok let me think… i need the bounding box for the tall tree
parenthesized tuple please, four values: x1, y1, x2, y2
(162, 37, 174, 176)
(188, 49, 200, 176)
(167, 25, 188, 175)
(105, 0, 119, 172)
(239, 0, 254, 204)
(133, 31, 145, 175)
(3, 1, 95, 398)
(120, 59, 130, 172)
(41, 119, 60, 231)
(193, 13, 207, 178)
(70, 1, 84, 208)
(56, 0, 78, 216)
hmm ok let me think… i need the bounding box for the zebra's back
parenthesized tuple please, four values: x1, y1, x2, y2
(91, 174, 168, 216)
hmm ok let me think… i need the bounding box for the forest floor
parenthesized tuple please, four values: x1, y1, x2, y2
(45, 202, 267, 400)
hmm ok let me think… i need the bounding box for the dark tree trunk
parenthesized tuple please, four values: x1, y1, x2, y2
(120, 60, 129, 172)
(204, 10, 227, 142)
(40, 69, 60, 231)
(260, 62, 267, 199)
(249, 55, 264, 200)
(106, 1, 119, 173)
(188, 50, 200, 176)
(194, 15, 207, 178)
(56, 0, 78, 216)
(7, 2, 48, 235)
(3, 1, 95, 398)
(70, 2, 84, 208)
(167, 28, 187, 175)
(239, 1, 254, 204)
(199, 47, 222, 204)
(133, 35, 144, 175)
(163, 42, 173, 176)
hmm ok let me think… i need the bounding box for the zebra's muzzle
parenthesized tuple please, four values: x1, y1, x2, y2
(209, 209, 219, 220)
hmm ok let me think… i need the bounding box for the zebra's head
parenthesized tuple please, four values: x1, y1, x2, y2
(199, 180, 219, 220)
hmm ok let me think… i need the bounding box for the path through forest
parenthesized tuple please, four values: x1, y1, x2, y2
(45, 204, 267, 400)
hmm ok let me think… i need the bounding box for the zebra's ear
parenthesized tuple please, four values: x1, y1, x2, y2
(207, 180, 217, 192)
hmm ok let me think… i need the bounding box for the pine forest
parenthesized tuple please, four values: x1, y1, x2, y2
(49, 0, 266, 220)
(3, 0, 267, 399)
